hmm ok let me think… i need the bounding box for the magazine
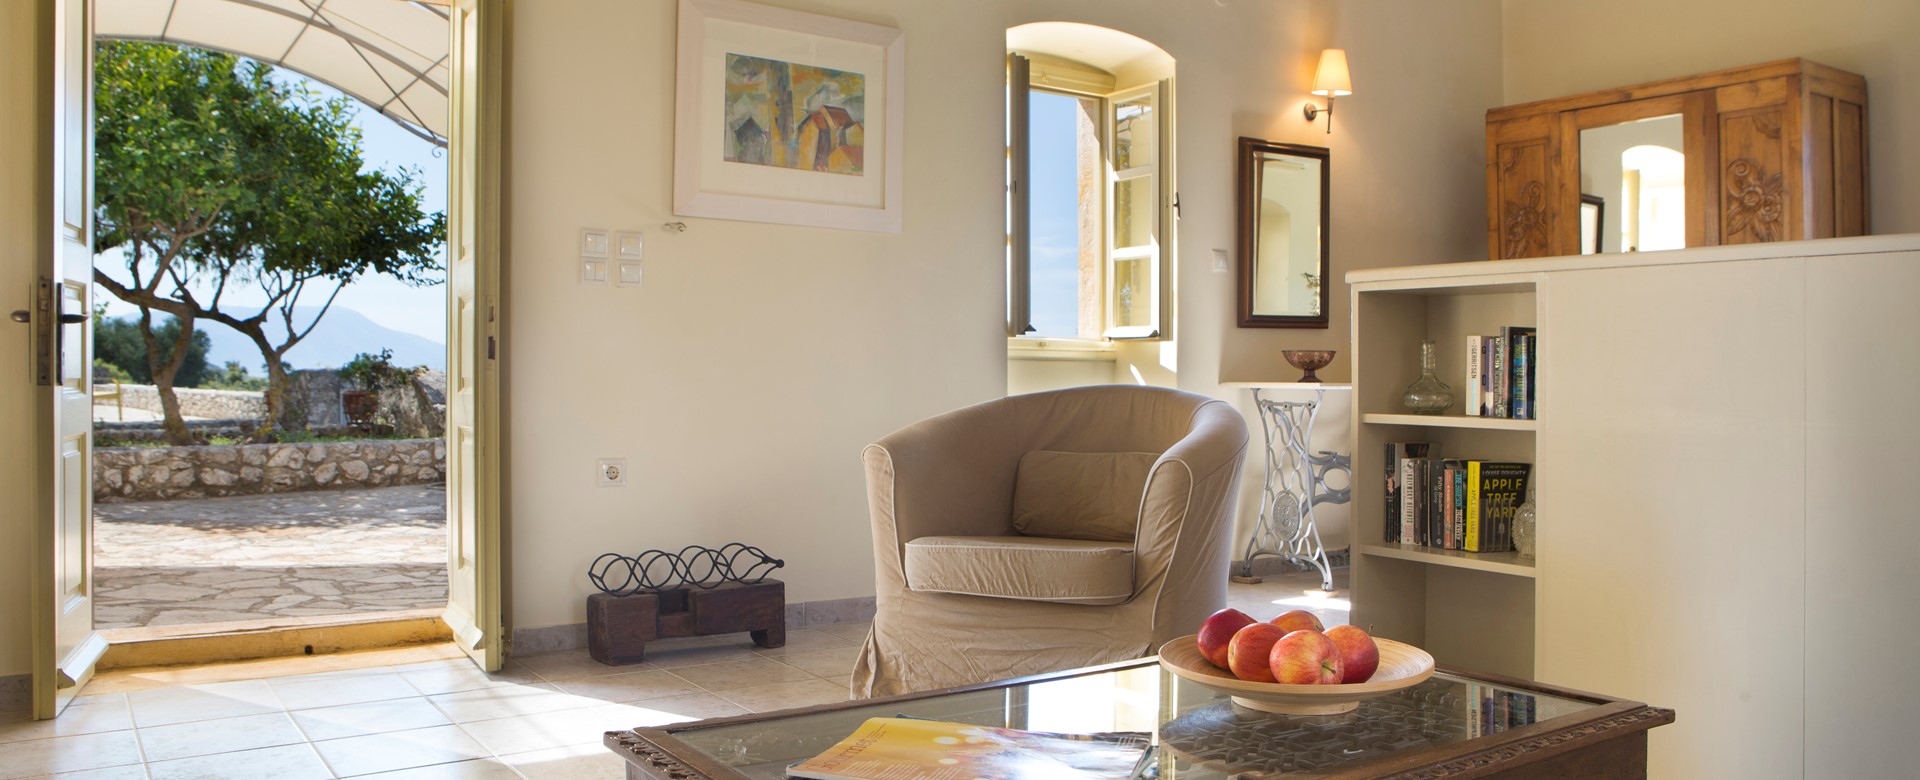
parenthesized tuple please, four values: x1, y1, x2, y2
(786, 717, 1151, 780)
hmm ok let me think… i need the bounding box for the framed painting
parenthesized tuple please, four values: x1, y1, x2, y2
(674, 0, 905, 233)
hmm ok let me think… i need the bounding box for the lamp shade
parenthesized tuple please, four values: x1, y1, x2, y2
(1311, 48, 1352, 97)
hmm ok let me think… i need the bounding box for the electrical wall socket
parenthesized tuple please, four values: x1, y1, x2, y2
(597, 458, 627, 487)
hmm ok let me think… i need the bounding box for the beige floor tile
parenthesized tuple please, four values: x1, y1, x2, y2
(600, 695, 748, 728)
(811, 622, 872, 642)
(311, 724, 491, 777)
(146, 743, 331, 780)
(425, 685, 590, 724)
(125, 680, 282, 728)
(357, 757, 522, 779)
(549, 670, 702, 704)
(270, 671, 421, 711)
(666, 658, 814, 692)
(136, 712, 305, 762)
(513, 650, 636, 683)
(743, 628, 857, 657)
(0, 695, 131, 744)
(399, 662, 540, 697)
(714, 678, 850, 714)
(454, 708, 611, 756)
(497, 743, 626, 780)
(292, 697, 452, 742)
(768, 645, 860, 680)
(0, 731, 144, 780)
(22, 764, 149, 779)
(633, 642, 760, 670)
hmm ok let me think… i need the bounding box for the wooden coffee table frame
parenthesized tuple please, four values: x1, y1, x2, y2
(603, 657, 1673, 780)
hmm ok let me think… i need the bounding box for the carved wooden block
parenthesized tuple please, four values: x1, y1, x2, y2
(587, 579, 785, 666)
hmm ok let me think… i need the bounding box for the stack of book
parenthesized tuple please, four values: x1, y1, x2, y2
(1466, 683, 1539, 737)
(1464, 326, 1538, 419)
(1384, 443, 1531, 553)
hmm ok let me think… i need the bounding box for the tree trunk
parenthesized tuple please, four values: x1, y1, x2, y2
(136, 309, 198, 445)
(265, 353, 299, 433)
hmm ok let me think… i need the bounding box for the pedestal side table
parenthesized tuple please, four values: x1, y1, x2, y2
(1221, 381, 1352, 591)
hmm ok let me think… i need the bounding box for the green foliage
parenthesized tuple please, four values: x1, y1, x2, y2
(91, 41, 446, 435)
(200, 361, 268, 391)
(338, 348, 420, 391)
(93, 314, 210, 387)
(92, 358, 133, 384)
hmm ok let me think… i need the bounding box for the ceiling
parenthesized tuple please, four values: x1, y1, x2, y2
(96, 0, 451, 146)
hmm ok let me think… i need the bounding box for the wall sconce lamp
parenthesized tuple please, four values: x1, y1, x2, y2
(1302, 48, 1352, 134)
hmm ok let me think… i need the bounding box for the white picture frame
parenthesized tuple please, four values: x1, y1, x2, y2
(674, 0, 905, 233)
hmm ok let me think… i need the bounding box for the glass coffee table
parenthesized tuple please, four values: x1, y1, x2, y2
(605, 657, 1672, 779)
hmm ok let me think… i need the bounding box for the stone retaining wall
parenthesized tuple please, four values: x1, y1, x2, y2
(95, 438, 445, 503)
(107, 384, 266, 420)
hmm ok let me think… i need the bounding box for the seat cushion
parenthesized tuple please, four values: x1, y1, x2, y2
(903, 535, 1134, 605)
(1011, 450, 1159, 542)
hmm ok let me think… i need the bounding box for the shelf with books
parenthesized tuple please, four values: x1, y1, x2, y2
(1359, 542, 1536, 578)
(1361, 413, 1537, 431)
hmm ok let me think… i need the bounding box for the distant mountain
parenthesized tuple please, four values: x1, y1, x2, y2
(122, 307, 446, 372)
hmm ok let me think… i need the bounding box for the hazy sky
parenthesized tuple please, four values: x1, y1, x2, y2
(97, 66, 449, 344)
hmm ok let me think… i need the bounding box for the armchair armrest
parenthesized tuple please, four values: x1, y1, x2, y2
(863, 402, 1022, 567)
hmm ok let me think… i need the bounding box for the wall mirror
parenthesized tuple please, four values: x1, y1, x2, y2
(1237, 137, 1329, 328)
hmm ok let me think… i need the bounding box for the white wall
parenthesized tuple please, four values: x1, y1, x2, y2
(1503, 0, 1920, 234)
(0, 0, 43, 682)
(504, 0, 1504, 635)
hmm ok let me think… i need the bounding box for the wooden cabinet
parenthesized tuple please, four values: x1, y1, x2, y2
(1486, 59, 1867, 260)
(1347, 235, 1920, 779)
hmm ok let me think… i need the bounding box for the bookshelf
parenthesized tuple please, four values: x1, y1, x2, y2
(1349, 274, 1540, 681)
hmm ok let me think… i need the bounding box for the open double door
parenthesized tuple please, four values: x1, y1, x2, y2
(25, 0, 506, 718)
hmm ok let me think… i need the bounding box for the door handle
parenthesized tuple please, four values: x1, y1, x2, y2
(59, 313, 85, 325)
(9, 311, 27, 324)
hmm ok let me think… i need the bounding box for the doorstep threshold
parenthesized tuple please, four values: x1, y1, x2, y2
(98, 607, 453, 670)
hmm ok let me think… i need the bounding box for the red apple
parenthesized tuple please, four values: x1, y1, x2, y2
(1324, 625, 1380, 683)
(1195, 608, 1258, 670)
(1269, 629, 1344, 685)
(1225, 623, 1290, 682)
(1269, 609, 1325, 635)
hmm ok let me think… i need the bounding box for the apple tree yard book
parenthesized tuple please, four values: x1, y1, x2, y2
(786, 717, 1150, 780)
(1385, 442, 1438, 544)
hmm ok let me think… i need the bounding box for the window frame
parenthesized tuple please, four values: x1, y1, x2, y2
(1008, 53, 1173, 346)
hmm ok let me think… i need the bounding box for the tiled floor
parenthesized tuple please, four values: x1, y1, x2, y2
(0, 569, 1349, 779)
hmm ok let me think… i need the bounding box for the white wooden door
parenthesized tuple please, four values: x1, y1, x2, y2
(441, 0, 505, 672)
(33, 0, 106, 719)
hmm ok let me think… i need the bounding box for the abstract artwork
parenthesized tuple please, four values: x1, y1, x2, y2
(675, 0, 903, 232)
(724, 54, 866, 175)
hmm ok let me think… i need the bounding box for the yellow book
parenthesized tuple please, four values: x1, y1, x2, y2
(787, 717, 1149, 780)
(1465, 460, 1482, 552)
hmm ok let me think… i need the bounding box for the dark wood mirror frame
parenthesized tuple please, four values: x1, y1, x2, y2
(1237, 137, 1330, 328)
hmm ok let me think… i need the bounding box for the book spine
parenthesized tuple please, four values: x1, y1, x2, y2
(1399, 456, 1419, 545)
(1385, 443, 1400, 545)
(1513, 333, 1530, 419)
(1492, 329, 1510, 418)
(1464, 335, 1482, 416)
(1442, 466, 1455, 550)
(1465, 461, 1482, 552)
(1430, 462, 1446, 548)
(1453, 468, 1467, 549)
(1526, 333, 1538, 419)
(1481, 337, 1494, 416)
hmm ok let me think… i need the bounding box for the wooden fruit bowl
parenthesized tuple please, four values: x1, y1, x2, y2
(1158, 634, 1435, 715)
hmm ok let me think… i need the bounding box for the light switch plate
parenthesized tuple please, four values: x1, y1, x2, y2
(615, 231, 644, 260)
(1213, 248, 1230, 272)
(581, 259, 608, 285)
(580, 228, 610, 259)
(616, 261, 642, 287)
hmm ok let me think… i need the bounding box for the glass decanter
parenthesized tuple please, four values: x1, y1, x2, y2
(1401, 340, 1454, 414)
(1513, 477, 1538, 559)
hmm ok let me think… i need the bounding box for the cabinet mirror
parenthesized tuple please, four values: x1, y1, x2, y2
(1237, 137, 1329, 328)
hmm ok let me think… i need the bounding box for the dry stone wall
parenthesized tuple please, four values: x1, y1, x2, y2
(95, 438, 445, 503)
(106, 385, 267, 420)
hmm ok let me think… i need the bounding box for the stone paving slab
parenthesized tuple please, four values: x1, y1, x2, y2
(95, 485, 449, 629)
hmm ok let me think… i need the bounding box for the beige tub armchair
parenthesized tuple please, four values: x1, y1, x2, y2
(851, 385, 1248, 698)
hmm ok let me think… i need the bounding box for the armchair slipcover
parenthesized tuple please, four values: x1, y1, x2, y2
(851, 385, 1248, 698)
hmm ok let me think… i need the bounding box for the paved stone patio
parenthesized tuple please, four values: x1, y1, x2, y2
(95, 485, 449, 629)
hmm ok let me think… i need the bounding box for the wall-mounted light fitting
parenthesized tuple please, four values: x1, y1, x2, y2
(1302, 48, 1352, 134)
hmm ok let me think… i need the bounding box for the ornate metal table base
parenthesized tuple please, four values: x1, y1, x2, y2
(1238, 387, 1351, 591)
